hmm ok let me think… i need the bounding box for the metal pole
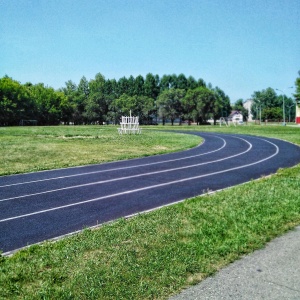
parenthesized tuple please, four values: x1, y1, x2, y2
(276, 87, 294, 125)
(276, 89, 285, 125)
(257, 100, 261, 124)
(288, 104, 295, 123)
(260, 105, 261, 124)
(256, 106, 258, 123)
(283, 95, 285, 125)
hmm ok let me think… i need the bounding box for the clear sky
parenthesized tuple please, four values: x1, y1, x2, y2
(1, 0, 299, 101)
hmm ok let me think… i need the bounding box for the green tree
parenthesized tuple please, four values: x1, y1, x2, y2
(232, 99, 248, 121)
(187, 76, 198, 90)
(113, 94, 154, 124)
(159, 75, 172, 92)
(284, 96, 296, 122)
(85, 73, 108, 124)
(176, 74, 188, 90)
(75, 76, 90, 124)
(127, 75, 135, 96)
(144, 73, 159, 99)
(157, 89, 185, 125)
(261, 107, 282, 121)
(211, 87, 231, 124)
(30, 83, 63, 125)
(117, 77, 129, 97)
(105, 79, 119, 124)
(251, 88, 278, 119)
(197, 78, 206, 88)
(61, 80, 78, 124)
(182, 87, 214, 125)
(133, 75, 145, 96)
(138, 95, 155, 124)
(195, 87, 215, 124)
(0, 76, 19, 125)
(113, 94, 135, 117)
(181, 89, 198, 125)
(0, 76, 34, 125)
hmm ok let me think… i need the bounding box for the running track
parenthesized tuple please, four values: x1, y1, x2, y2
(1, 132, 300, 254)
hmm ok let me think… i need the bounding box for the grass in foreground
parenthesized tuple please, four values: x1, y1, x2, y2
(0, 126, 200, 176)
(0, 124, 300, 299)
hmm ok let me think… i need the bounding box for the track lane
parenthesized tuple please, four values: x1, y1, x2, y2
(0, 136, 248, 202)
(0, 135, 253, 218)
(1, 132, 300, 254)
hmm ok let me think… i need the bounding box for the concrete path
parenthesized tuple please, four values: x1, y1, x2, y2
(170, 226, 300, 300)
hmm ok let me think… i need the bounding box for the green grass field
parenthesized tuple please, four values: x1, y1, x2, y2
(0, 126, 201, 176)
(0, 124, 300, 299)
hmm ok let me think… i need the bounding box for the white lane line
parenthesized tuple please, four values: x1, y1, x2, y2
(0, 137, 250, 202)
(0, 138, 279, 223)
(0, 135, 225, 188)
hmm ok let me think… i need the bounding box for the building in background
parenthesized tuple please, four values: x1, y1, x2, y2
(228, 110, 244, 123)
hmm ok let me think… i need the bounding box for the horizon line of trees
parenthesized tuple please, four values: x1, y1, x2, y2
(0, 73, 231, 126)
(250, 70, 300, 122)
(250, 88, 296, 122)
(1, 72, 299, 126)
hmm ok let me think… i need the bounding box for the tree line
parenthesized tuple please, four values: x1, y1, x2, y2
(1, 72, 299, 126)
(249, 71, 300, 122)
(0, 73, 231, 126)
(250, 88, 296, 122)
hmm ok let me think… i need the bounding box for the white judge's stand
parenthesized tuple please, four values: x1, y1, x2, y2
(118, 111, 141, 134)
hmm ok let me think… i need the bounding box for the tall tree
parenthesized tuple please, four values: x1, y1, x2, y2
(261, 107, 282, 121)
(61, 80, 78, 124)
(144, 73, 159, 99)
(117, 77, 129, 97)
(251, 88, 278, 119)
(197, 78, 206, 88)
(187, 76, 198, 90)
(186, 87, 215, 124)
(160, 75, 172, 92)
(30, 83, 63, 125)
(113, 94, 154, 124)
(157, 89, 185, 125)
(181, 89, 198, 124)
(133, 75, 145, 96)
(127, 75, 135, 96)
(0, 76, 36, 125)
(85, 73, 107, 124)
(211, 87, 231, 124)
(0, 76, 31, 125)
(105, 79, 119, 124)
(176, 74, 188, 90)
(75, 76, 90, 124)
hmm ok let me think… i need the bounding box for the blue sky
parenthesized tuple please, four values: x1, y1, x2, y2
(1, 0, 299, 101)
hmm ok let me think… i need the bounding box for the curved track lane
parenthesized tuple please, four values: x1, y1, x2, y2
(1, 132, 300, 254)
